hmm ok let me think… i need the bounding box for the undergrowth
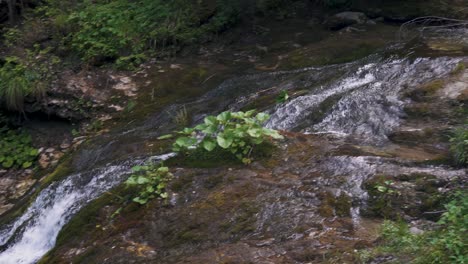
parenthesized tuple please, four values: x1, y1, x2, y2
(359, 192, 468, 264)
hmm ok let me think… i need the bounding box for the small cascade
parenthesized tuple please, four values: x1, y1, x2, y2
(267, 57, 463, 144)
(0, 154, 173, 264)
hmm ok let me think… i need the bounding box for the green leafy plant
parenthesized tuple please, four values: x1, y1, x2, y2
(0, 128, 39, 169)
(172, 110, 283, 164)
(276, 90, 289, 103)
(125, 164, 173, 205)
(375, 180, 399, 195)
(450, 126, 468, 166)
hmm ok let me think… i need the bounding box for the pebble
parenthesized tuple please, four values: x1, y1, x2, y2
(60, 143, 71, 149)
(45, 148, 55, 153)
(410, 227, 424, 235)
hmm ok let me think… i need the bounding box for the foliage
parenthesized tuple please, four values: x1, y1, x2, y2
(276, 90, 289, 103)
(0, 48, 60, 111)
(0, 127, 39, 169)
(62, 0, 241, 65)
(361, 193, 468, 264)
(172, 110, 283, 164)
(375, 180, 399, 195)
(125, 164, 173, 205)
(450, 126, 468, 166)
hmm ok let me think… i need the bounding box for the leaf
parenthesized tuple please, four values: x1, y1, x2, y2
(2, 158, 14, 169)
(175, 137, 196, 148)
(126, 176, 138, 185)
(157, 167, 169, 173)
(262, 128, 284, 139)
(137, 176, 150, 184)
(29, 149, 39, 156)
(133, 197, 148, 205)
(217, 134, 233, 149)
(203, 139, 217, 151)
(204, 116, 218, 126)
(216, 111, 231, 122)
(132, 165, 143, 172)
(256, 112, 270, 123)
(247, 128, 262, 138)
(22, 161, 32, 168)
(201, 125, 217, 135)
(244, 110, 256, 117)
(157, 134, 173, 140)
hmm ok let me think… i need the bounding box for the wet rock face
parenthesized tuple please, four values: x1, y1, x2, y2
(0, 170, 36, 215)
(324, 11, 368, 30)
(23, 70, 137, 121)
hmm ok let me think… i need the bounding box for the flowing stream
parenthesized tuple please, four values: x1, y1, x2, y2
(0, 31, 467, 263)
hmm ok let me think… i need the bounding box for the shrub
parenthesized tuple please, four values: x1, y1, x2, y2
(0, 49, 60, 112)
(361, 193, 468, 264)
(172, 110, 283, 164)
(450, 126, 468, 166)
(66, 0, 241, 64)
(125, 164, 173, 205)
(0, 127, 39, 169)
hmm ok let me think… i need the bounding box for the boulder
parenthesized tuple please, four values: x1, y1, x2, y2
(324, 12, 368, 30)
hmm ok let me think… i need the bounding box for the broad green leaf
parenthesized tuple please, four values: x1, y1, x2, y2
(133, 197, 148, 205)
(203, 139, 217, 151)
(137, 176, 150, 184)
(157, 167, 169, 173)
(247, 128, 262, 138)
(244, 110, 256, 117)
(204, 116, 218, 126)
(201, 125, 217, 134)
(126, 176, 138, 185)
(216, 111, 232, 122)
(2, 158, 14, 168)
(262, 128, 284, 139)
(29, 149, 39, 156)
(217, 134, 233, 149)
(175, 137, 196, 148)
(22, 161, 32, 168)
(256, 112, 270, 123)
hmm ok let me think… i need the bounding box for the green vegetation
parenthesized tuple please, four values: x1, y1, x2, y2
(32, 0, 242, 66)
(0, 127, 39, 169)
(360, 193, 468, 264)
(125, 164, 173, 205)
(276, 90, 289, 103)
(0, 48, 60, 111)
(172, 110, 283, 164)
(450, 126, 468, 166)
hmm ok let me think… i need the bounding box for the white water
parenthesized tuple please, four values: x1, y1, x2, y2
(0, 154, 173, 264)
(0, 165, 129, 264)
(267, 57, 463, 144)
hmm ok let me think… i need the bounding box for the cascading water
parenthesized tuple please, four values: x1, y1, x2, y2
(0, 28, 466, 263)
(266, 57, 463, 143)
(0, 154, 173, 264)
(0, 165, 132, 264)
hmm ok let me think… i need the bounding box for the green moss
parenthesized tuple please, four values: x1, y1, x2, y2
(228, 201, 259, 234)
(335, 193, 352, 217)
(420, 80, 444, 95)
(40, 155, 73, 185)
(318, 191, 352, 217)
(170, 173, 195, 192)
(451, 62, 466, 75)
